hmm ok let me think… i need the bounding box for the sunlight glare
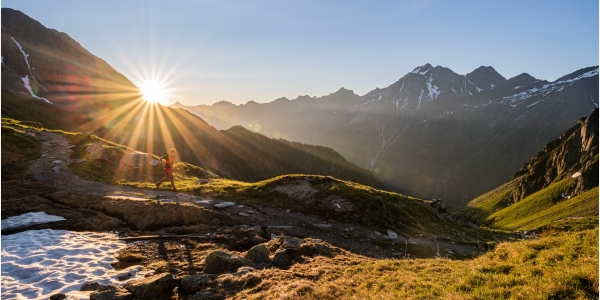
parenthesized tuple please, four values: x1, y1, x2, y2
(139, 79, 168, 104)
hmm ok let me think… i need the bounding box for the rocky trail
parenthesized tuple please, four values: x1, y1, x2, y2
(21, 130, 490, 261)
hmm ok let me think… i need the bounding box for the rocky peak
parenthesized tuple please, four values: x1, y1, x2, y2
(466, 66, 506, 90)
(410, 63, 434, 75)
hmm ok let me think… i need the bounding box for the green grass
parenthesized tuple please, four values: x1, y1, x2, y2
(466, 181, 516, 220)
(505, 187, 599, 230)
(484, 178, 577, 230)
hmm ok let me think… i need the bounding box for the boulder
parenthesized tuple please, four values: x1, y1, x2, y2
(90, 284, 132, 300)
(180, 274, 212, 293)
(272, 248, 301, 269)
(121, 151, 150, 168)
(49, 294, 66, 300)
(86, 142, 107, 160)
(270, 236, 304, 250)
(203, 251, 254, 274)
(429, 199, 447, 213)
(190, 291, 212, 300)
(244, 244, 271, 264)
(125, 272, 174, 299)
(80, 281, 103, 291)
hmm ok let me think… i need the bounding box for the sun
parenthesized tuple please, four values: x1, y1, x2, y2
(139, 79, 168, 104)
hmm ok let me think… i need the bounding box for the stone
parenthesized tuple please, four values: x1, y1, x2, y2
(429, 199, 447, 212)
(52, 160, 63, 164)
(125, 272, 174, 299)
(90, 284, 132, 300)
(249, 225, 262, 233)
(239, 212, 249, 217)
(203, 251, 255, 274)
(80, 281, 103, 291)
(214, 202, 235, 208)
(52, 165, 61, 173)
(387, 230, 398, 239)
(198, 179, 210, 184)
(180, 274, 211, 293)
(208, 218, 222, 226)
(271, 236, 304, 250)
(244, 244, 271, 264)
(272, 248, 300, 269)
(121, 151, 150, 168)
(86, 142, 107, 160)
(49, 293, 67, 300)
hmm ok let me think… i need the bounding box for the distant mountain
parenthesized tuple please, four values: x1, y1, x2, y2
(466, 109, 598, 230)
(0, 8, 384, 189)
(176, 64, 598, 207)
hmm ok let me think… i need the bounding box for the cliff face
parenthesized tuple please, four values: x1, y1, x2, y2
(511, 108, 598, 203)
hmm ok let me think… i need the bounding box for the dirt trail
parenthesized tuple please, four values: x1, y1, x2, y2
(24, 130, 486, 259)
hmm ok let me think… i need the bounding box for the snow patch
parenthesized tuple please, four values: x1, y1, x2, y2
(1, 229, 147, 299)
(12, 37, 31, 70)
(22, 75, 52, 104)
(2, 212, 65, 231)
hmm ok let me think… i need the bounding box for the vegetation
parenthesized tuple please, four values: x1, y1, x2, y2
(235, 229, 598, 299)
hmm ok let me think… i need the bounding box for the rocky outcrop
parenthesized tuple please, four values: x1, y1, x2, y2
(124, 272, 175, 299)
(244, 244, 271, 265)
(89, 284, 132, 300)
(510, 109, 598, 203)
(203, 251, 255, 274)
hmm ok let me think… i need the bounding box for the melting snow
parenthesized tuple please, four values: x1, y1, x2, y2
(511, 86, 522, 90)
(22, 75, 52, 104)
(426, 78, 440, 99)
(12, 37, 31, 70)
(1, 229, 147, 299)
(2, 212, 65, 231)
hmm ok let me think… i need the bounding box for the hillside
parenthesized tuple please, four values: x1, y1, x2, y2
(0, 8, 384, 189)
(1, 120, 596, 299)
(466, 109, 599, 230)
(175, 65, 598, 207)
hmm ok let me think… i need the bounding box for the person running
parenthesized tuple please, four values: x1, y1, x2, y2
(156, 148, 178, 192)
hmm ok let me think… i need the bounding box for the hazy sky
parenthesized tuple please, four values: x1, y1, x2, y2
(2, 0, 598, 105)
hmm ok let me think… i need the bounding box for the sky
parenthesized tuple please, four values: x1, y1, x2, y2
(2, 0, 598, 106)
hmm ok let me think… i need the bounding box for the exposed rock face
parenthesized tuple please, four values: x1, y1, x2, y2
(90, 284, 132, 300)
(510, 109, 598, 203)
(80, 281, 102, 291)
(86, 142, 107, 160)
(124, 272, 174, 299)
(203, 251, 255, 274)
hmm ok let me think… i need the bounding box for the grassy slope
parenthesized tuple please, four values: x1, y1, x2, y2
(483, 178, 575, 229)
(466, 180, 516, 220)
(500, 187, 599, 231)
(235, 229, 598, 299)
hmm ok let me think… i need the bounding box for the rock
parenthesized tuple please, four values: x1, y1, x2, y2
(67, 158, 86, 165)
(272, 248, 300, 269)
(49, 293, 67, 300)
(208, 218, 222, 226)
(80, 281, 103, 291)
(271, 236, 303, 250)
(190, 291, 212, 300)
(180, 274, 211, 293)
(214, 202, 235, 208)
(52, 165, 61, 173)
(121, 151, 150, 168)
(239, 212, 249, 217)
(429, 199, 447, 212)
(52, 160, 63, 164)
(125, 272, 174, 299)
(387, 230, 398, 240)
(86, 142, 107, 160)
(244, 244, 271, 264)
(198, 179, 210, 184)
(90, 284, 132, 300)
(249, 225, 262, 233)
(299, 240, 336, 257)
(203, 251, 255, 274)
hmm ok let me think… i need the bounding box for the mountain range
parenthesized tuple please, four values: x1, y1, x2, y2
(173, 64, 598, 207)
(0, 8, 383, 189)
